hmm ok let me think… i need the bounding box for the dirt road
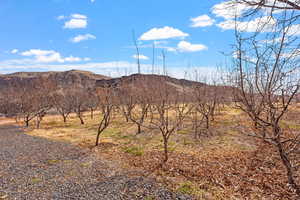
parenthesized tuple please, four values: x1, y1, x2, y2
(0, 125, 191, 200)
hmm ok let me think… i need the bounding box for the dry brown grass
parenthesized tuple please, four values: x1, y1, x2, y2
(26, 106, 249, 154)
(22, 105, 300, 199)
(0, 117, 15, 125)
(22, 106, 256, 198)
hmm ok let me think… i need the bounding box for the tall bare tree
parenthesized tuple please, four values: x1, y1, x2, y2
(229, 1, 300, 196)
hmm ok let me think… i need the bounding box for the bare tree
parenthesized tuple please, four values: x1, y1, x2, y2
(147, 78, 193, 164)
(0, 87, 19, 119)
(86, 88, 99, 119)
(51, 89, 73, 123)
(230, 3, 300, 195)
(6, 78, 54, 127)
(235, 0, 300, 11)
(68, 87, 87, 125)
(193, 85, 218, 130)
(129, 92, 150, 134)
(119, 78, 151, 134)
(118, 82, 136, 123)
(95, 86, 115, 146)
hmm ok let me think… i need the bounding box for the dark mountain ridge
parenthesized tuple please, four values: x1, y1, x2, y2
(0, 70, 110, 89)
(96, 73, 206, 88)
(0, 70, 233, 101)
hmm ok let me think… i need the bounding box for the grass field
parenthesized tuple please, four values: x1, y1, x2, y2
(23, 106, 300, 199)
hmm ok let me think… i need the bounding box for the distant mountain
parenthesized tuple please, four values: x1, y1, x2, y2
(0, 71, 233, 102)
(96, 73, 233, 101)
(96, 73, 206, 88)
(0, 70, 110, 89)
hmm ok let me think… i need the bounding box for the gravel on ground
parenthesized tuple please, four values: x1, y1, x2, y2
(0, 125, 192, 200)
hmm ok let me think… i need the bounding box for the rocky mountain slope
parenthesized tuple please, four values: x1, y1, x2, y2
(96, 73, 206, 89)
(0, 70, 110, 89)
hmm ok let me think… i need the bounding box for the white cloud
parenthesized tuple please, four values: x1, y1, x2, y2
(63, 14, 88, 29)
(64, 56, 82, 62)
(57, 15, 65, 20)
(281, 49, 300, 59)
(37, 52, 64, 63)
(177, 41, 207, 52)
(212, 1, 251, 19)
(169, 66, 221, 82)
(211, 0, 288, 20)
(0, 59, 218, 81)
(70, 34, 96, 43)
(71, 14, 87, 19)
(0, 61, 144, 76)
(216, 20, 238, 30)
(10, 49, 18, 54)
(232, 50, 257, 63)
(213, 1, 299, 34)
(217, 16, 276, 32)
(286, 24, 300, 36)
(127, 40, 206, 53)
(139, 26, 189, 40)
(20, 49, 84, 63)
(21, 49, 56, 57)
(64, 19, 87, 29)
(132, 54, 149, 60)
(190, 15, 215, 27)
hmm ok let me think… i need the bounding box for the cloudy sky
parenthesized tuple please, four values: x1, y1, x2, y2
(0, 0, 280, 78)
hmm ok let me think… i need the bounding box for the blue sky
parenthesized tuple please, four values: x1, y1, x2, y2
(0, 0, 244, 77)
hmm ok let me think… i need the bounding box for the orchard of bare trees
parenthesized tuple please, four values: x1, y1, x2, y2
(0, 74, 227, 166)
(1, 0, 300, 198)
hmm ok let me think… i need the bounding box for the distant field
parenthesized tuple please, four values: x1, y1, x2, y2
(0, 117, 14, 125)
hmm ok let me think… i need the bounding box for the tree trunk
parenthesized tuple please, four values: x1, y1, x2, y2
(36, 119, 41, 129)
(25, 116, 29, 127)
(205, 115, 209, 129)
(96, 131, 100, 146)
(90, 109, 94, 119)
(124, 113, 129, 122)
(78, 112, 84, 125)
(210, 110, 215, 122)
(96, 127, 104, 146)
(63, 115, 67, 123)
(96, 122, 106, 146)
(79, 116, 84, 125)
(276, 139, 300, 197)
(137, 124, 141, 134)
(163, 137, 169, 163)
(194, 123, 199, 140)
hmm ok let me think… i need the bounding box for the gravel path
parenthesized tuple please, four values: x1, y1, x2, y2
(0, 125, 192, 200)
